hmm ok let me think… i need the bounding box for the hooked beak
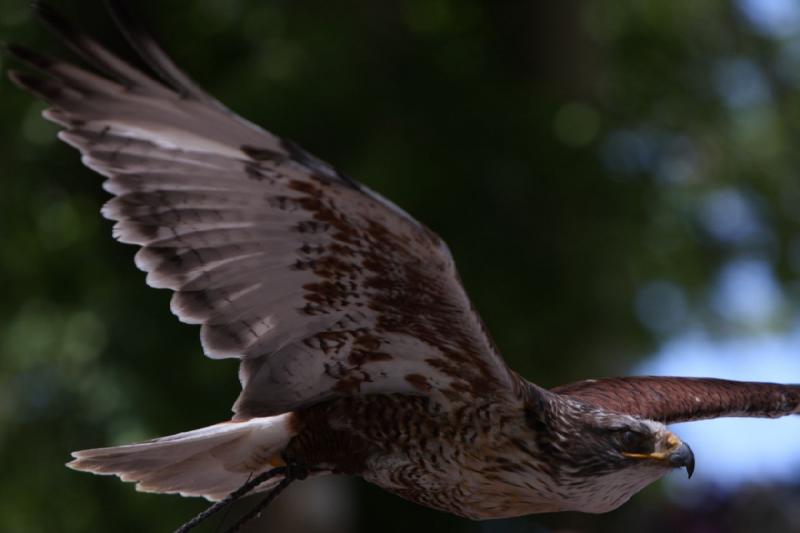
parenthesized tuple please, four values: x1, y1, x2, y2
(623, 433, 696, 479)
(668, 442, 695, 479)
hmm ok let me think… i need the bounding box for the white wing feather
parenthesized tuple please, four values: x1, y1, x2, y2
(8, 3, 521, 418)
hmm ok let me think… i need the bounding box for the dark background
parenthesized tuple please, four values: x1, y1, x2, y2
(1, 0, 799, 531)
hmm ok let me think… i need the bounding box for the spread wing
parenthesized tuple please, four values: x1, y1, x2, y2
(552, 376, 800, 424)
(8, 2, 520, 417)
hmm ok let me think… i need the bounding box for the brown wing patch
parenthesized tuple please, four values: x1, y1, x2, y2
(406, 374, 433, 392)
(9, 5, 519, 418)
(233, 172, 518, 415)
(552, 376, 800, 423)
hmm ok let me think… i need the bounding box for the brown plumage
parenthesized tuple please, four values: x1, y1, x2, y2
(553, 376, 800, 424)
(9, 1, 800, 520)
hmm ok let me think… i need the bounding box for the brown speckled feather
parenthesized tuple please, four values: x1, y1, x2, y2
(7, 2, 519, 419)
(552, 377, 800, 423)
(11, 2, 800, 519)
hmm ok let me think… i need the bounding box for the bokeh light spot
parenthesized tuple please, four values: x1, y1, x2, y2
(710, 257, 784, 325)
(713, 58, 772, 110)
(699, 188, 764, 245)
(635, 280, 689, 335)
(737, 0, 800, 38)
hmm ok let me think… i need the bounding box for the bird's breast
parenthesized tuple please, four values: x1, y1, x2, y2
(286, 394, 539, 518)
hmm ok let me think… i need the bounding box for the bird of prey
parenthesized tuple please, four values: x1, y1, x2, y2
(9, 1, 800, 520)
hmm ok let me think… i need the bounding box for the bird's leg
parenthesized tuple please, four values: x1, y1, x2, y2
(174, 463, 309, 533)
(221, 464, 309, 533)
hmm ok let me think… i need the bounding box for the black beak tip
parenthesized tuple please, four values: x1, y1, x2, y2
(669, 442, 695, 479)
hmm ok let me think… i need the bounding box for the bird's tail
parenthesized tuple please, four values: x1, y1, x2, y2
(67, 414, 296, 501)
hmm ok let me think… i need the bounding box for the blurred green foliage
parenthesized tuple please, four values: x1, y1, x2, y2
(1, 0, 799, 531)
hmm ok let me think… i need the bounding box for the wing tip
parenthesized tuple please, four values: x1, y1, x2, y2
(103, 0, 143, 35)
(103, 0, 204, 100)
(31, 1, 79, 41)
(5, 42, 55, 70)
(7, 69, 62, 100)
(200, 323, 246, 360)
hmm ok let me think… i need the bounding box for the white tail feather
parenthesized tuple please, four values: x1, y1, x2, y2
(68, 414, 296, 501)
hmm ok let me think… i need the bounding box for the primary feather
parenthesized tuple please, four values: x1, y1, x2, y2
(9, 1, 518, 421)
(10, 0, 800, 518)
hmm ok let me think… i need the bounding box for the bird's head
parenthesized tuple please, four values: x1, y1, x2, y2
(520, 395, 694, 514)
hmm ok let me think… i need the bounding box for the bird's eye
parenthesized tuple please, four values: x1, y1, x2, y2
(619, 430, 653, 454)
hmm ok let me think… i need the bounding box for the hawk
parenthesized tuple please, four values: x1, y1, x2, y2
(9, 1, 800, 520)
